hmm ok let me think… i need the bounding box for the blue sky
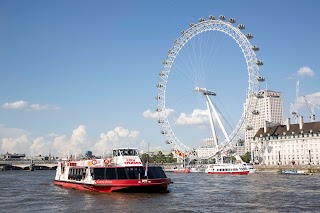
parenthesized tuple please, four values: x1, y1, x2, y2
(1, 0, 320, 157)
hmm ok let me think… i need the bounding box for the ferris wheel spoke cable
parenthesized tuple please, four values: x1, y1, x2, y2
(216, 96, 236, 129)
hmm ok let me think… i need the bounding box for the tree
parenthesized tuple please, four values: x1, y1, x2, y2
(241, 152, 251, 163)
(140, 153, 154, 163)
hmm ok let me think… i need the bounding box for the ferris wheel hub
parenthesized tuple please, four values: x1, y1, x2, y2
(195, 87, 216, 96)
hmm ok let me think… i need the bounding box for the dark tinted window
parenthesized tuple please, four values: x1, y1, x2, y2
(106, 168, 116, 179)
(116, 168, 128, 179)
(126, 167, 137, 179)
(147, 166, 167, 179)
(93, 168, 105, 180)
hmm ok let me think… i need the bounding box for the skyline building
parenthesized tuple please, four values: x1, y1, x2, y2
(245, 90, 284, 153)
(252, 116, 320, 165)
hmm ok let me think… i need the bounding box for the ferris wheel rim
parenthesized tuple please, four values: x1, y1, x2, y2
(157, 17, 262, 158)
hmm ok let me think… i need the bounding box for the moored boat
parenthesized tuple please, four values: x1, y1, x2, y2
(173, 168, 190, 173)
(54, 148, 172, 193)
(280, 169, 306, 175)
(205, 163, 249, 175)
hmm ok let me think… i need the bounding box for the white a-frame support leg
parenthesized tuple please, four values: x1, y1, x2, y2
(206, 95, 231, 144)
(206, 96, 218, 148)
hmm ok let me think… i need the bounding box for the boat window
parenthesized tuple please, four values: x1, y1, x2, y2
(105, 168, 117, 179)
(126, 167, 138, 179)
(93, 168, 105, 180)
(146, 167, 167, 179)
(128, 149, 138, 156)
(122, 149, 129, 155)
(117, 168, 128, 179)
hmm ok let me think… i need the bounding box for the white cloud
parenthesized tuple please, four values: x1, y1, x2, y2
(30, 137, 47, 155)
(175, 109, 209, 125)
(70, 125, 87, 146)
(30, 104, 49, 111)
(53, 135, 68, 155)
(143, 108, 175, 119)
(0, 124, 30, 138)
(2, 100, 60, 111)
(1, 135, 29, 154)
(296, 92, 320, 110)
(2, 100, 28, 110)
(0, 124, 142, 158)
(297, 66, 315, 77)
(93, 127, 140, 155)
(52, 125, 88, 157)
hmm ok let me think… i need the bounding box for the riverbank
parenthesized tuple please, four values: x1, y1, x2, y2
(254, 164, 320, 173)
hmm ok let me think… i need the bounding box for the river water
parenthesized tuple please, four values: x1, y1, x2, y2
(0, 170, 320, 213)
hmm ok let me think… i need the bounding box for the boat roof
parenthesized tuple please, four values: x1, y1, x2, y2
(112, 148, 138, 150)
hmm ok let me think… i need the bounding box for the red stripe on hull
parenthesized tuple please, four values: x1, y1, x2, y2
(54, 178, 171, 193)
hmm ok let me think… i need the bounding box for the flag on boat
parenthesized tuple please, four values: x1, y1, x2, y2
(144, 161, 148, 177)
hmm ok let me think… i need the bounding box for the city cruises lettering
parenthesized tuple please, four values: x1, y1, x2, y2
(95, 180, 113, 184)
(124, 158, 142, 165)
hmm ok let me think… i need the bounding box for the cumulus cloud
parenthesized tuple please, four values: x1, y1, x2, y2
(70, 125, 87, 146)
(143, 108, 175, 119)
(297, 66, 315, 77)
(305, 92, 320, 105)
(2, 100, 60, 111)
(0, 124, 141, 158)
(175, 109, 209, 125)
(0, 125, 88, 157)
(30, 137, 47, 155)
(93, 127, 140, 155)
(2, 100, 28, 110)
(296, 92, 320, 110)
(52, 125, 88, 157)
(1, 135, 29, 154)
(0, 124, 30, 138)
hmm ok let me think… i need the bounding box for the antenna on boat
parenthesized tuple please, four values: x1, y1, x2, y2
(144, 142, 150, 179)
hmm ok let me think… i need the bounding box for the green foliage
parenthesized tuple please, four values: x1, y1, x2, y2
(140, 151, 177, 164)
(241, 152, 251, 163)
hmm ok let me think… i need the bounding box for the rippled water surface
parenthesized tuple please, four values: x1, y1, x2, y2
(1, 170, 320, 212)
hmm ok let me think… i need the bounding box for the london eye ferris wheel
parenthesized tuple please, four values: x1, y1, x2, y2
(156, 15, 265, 160)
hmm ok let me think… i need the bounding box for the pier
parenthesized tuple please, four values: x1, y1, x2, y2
(254, 164, 320, 173)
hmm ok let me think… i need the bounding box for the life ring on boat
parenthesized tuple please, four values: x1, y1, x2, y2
(104, 159, 109, 164)
(92, 159, 97, 165)
(104, 158, 112, 165)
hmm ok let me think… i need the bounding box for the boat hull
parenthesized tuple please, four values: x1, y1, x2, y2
(173, 169, 190, 173)
(248, 169, 256, 174)
(54, 178, 172, 193)
(207, 171, 249, 175)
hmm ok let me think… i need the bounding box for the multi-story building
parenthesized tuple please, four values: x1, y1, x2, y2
(245, 90, 284, 152)
(252, 116, 320, 165)
(196, 137, 217, 158)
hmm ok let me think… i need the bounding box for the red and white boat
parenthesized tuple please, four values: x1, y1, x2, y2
(205, 163, 249, 175)
(173, 168, 190, 173)
(54, 148, 172, 193)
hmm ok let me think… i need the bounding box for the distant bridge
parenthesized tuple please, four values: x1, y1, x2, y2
(0, 160, 58, 170)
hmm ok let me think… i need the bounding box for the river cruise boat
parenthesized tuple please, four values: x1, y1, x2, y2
(243, 163, 256, 174)
(54, 148, 172, 193)
(205, 163, 250, 175)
